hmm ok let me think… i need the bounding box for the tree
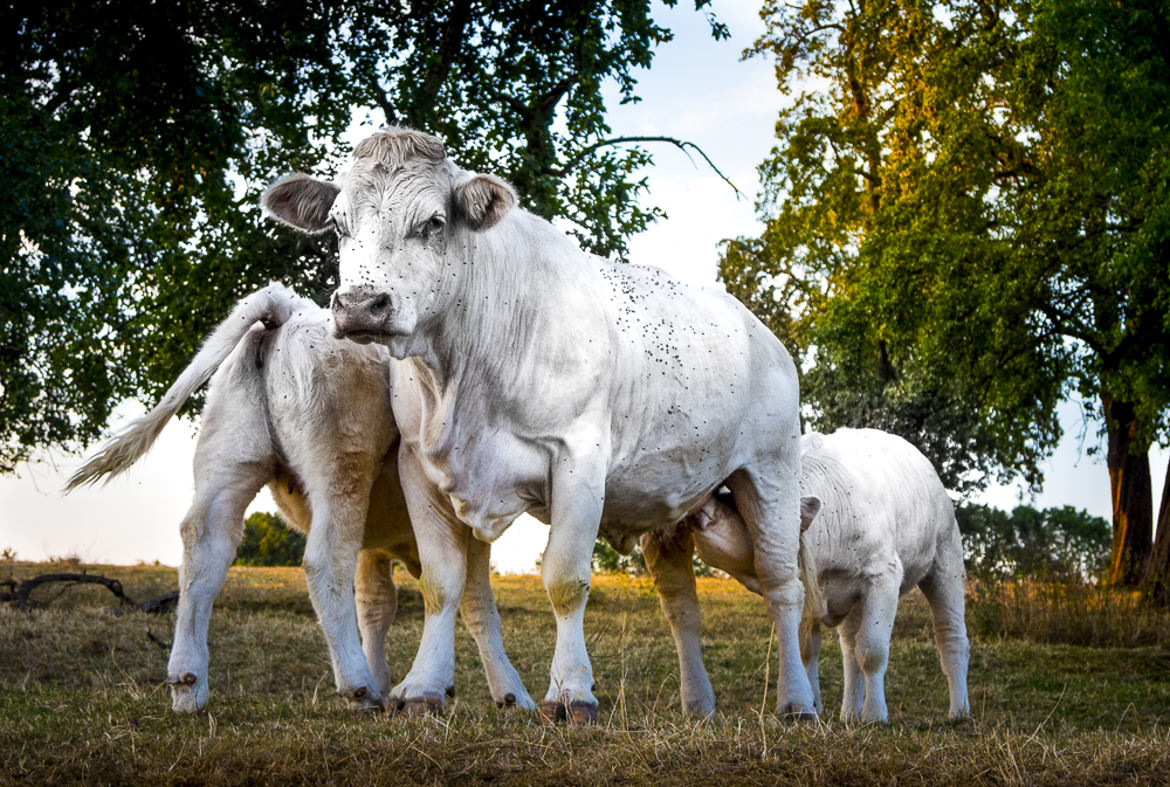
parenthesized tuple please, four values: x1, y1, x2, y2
(722, 0, 1170, 587)
(235, 512, 306, 567)
(956, 503, 1112, 583)
(2, 0, 728, 471)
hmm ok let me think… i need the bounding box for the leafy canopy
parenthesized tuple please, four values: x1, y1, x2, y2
(1, 0, 726, 471)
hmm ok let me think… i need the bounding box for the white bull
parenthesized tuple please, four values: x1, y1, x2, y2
(66, 284, 534, 714)
(263, 128, 816, 721)
(662, 428, 971, 723)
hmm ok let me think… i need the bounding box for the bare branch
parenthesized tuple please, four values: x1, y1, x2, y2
(553, 136, 744, 200)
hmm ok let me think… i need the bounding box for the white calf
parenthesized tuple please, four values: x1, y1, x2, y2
(67, 284, 534, 714)
(644, 428, 970, 722)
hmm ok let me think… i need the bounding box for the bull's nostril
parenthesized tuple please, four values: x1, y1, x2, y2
(370, 293, 391, 313)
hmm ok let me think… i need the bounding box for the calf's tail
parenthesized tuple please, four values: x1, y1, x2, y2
(797, 533, 823, 657)
(64, 284, 300, 491)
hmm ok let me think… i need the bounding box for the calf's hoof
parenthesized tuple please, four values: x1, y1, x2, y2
(391, 693, 445, 717)
(539, 699, 598, 725)
(778, 703, 819, 723)
(168, 672, 208, 714)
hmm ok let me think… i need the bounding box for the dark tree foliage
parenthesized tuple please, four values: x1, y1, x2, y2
(957, 503, 1112, 584)
(1, 0, 727, 471)
(234, 511, 305, 567)
(721, 0, 1170, 587)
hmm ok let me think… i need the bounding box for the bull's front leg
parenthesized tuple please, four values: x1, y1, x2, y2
(539, 457, 606, 724)
(389, 446, 468, 714)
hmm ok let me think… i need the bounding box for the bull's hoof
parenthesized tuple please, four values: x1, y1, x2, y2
(539, 699, 598, 725)
(496, 692, 517, 709)
(392, 694, 445, 717)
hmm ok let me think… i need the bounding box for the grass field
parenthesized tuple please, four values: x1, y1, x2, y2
(2, 561, 1169, 785)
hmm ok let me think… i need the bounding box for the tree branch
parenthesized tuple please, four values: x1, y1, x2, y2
(552, 136, 744, 200)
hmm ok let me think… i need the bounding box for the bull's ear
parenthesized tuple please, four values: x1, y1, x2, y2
(262, 173, 340, 234)
(454, 174, 516, 231)
(799, 496, 822, 532)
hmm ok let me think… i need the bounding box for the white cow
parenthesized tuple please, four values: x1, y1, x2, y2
(657, 428, 971, 723)
(263, 128, 816, 721)
(66, 284, 534, 714)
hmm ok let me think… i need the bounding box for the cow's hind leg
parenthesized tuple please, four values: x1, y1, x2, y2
(461, 537, 536, 710)
(642, 529, 716, 716)
(169, 461, 268, 714)
(355, 548, 397, 699)
(802, 620, 824, 717)
(725, 462, 817, 718)
(918, 525, 971, 719)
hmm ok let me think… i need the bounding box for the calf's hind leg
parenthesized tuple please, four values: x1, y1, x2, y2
(169, 460, 269, 714)
(918, 525, 971, 719)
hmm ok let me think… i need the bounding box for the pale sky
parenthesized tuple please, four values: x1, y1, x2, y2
(1, 1, 1161, 572)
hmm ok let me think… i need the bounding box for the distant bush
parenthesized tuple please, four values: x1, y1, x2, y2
(591, 538, 720, 578)
(957, 503, 1111, 584)
(235, 512, 305, 567)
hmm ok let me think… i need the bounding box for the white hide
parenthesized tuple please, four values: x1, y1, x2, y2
(264, 129, 815, 720)
(673, 428, 971, 723)
(66, 284, 534, 714)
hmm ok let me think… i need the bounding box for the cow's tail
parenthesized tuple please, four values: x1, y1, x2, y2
(64, 284, 300, 491)
(797, 533, 822, 658)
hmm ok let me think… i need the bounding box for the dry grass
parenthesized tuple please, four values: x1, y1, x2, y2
(2, 562, 1169, 785)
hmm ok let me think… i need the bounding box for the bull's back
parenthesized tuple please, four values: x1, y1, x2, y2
(595, 261, 799, 525)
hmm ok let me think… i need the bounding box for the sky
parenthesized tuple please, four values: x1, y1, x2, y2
(1, 1, 1163, 573)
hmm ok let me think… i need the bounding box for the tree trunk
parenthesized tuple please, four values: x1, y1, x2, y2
(1102, 393, 1152, 586)
(1143, 455, 1170, 603)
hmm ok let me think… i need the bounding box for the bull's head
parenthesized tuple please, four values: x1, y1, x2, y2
(262, 129, 515, 357)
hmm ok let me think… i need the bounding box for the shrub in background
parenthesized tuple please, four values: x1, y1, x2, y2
(235, 512, 305, 567)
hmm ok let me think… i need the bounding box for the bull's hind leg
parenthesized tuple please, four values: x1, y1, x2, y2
(837, 609, 865, 721)
(725, 461, 817, 718)
(355, 548, 397, 698)
(461, 537, 536, 710)
(169, 458, 269, 714)
(802, 621, 825, 717)
(918, 524, 971, 719)
(642, 529, 716, 716)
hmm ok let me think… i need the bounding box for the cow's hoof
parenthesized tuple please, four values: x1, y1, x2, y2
(495, 690, 538, 711)
(341, 686, 385, 712)
(539, 699, 598, 725)
(392, 694, 445, 717)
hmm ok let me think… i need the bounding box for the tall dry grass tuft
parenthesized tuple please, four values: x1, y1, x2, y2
(968, 578, 1170, 647)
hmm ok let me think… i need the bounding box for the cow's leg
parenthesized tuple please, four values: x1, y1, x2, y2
(641, 530, 716, 716)
(837, 609, 865, 721)
(725, 462, 817, 719)
(389, 446, 468, 714)
(802, 620, 824, 717)
(918, 527, 971, 719)
(460, 536, 536, 710)
(169, 462, 268, 713)
(355, 548, 397, 698)
(851, 570, 900, 723)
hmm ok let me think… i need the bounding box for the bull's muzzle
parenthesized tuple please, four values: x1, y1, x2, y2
(331, 287, 393, 342)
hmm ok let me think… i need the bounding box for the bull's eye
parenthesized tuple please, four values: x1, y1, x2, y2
(330, 216, 348, 238)
(425, 215, 446, 235)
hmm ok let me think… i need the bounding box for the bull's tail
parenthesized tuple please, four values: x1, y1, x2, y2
(797, 533, 823, 658)
(65, 284, 301, 491)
